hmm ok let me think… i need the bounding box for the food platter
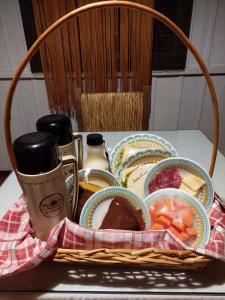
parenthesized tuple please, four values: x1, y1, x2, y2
(117, 148, 173, 178)
(66, 168, 120, 199)
(109, 133, 178, 175)
(79, 186, 150, 230)
(144, 157, 214, 210)
(66, 169, 120, 220)
(144, 188, 210, 248)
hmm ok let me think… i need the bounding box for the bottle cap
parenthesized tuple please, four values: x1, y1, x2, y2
(36, 114, 73, 146)
(13, 132, 60, 175)
(86, 133, 104, 146)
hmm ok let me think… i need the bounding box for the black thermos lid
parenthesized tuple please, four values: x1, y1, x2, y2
(13, 132, 60, 175)
(36, 114, 73, 146)
(87, 133, 104, 146)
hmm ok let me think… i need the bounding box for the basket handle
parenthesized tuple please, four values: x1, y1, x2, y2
(4, 0, 219, 176)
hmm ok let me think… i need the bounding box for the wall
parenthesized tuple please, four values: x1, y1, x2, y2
(0, 0, 225, 170)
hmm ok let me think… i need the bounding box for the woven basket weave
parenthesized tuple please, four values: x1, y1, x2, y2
(4, 1, 219, 270)
(53, 248, 211, 270)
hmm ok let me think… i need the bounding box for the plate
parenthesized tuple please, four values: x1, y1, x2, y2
(144, 188, 210, 248)
(117, 149, 173, 178)
(109, 133, 178, 175)
(79, 186, 150, 230)
(78, 168, 120, 187)
(66, 168, 120, 213)
(144, 157, 214, 210)
(66, 168, 120, 197)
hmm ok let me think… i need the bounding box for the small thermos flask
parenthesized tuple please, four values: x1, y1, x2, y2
(13, 132, 77, 241)
(83, 133, 109, 171)
(36, 114, 83, 170)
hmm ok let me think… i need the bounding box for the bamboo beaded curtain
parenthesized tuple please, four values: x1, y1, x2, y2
(32, 0, 154, 116)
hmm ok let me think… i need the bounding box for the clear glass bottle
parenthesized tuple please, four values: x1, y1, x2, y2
(83, 134, 109, 171)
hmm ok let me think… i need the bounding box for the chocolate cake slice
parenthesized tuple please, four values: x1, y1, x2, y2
(100, 196, 145, 230)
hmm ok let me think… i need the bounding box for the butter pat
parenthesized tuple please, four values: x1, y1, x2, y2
(180, 183, 198, 197)
(182, 174, 205, 192)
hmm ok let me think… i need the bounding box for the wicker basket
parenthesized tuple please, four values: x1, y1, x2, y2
(4, 1, 219, 270)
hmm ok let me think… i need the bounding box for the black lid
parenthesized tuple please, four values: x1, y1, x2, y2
(36, 114, 73, 146)
(87, 133, 104, 146)
(13, 132, 60, 175)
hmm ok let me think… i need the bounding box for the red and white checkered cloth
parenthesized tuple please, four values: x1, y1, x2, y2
(0, 194, 225, 278)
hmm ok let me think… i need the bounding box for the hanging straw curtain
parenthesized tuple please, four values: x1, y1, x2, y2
(32, 0, 154, 116)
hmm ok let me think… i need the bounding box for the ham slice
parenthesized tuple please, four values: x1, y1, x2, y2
(148, 167, 182, 193)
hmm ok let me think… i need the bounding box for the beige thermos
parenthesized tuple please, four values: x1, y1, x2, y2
(13, 132, 77, 241)
(36, 114, 83, 173)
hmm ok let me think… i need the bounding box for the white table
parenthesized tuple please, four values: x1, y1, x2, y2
(1, 130, 225, 299)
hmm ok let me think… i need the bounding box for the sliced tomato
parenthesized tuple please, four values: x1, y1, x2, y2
(156, 210, 173, 222)
(168, 225, 181, 237)
(179, 208, 194, 227)
(178, 232, 189, 242)
(156, 215, 171, 228)
(171, 218, 185, 232)
(149, 206, 157, 224)
(185, 226, 197, 237)
(174, 199, 189, 210)
(148, 198, 197, 245)
(152, 223, 164, 230)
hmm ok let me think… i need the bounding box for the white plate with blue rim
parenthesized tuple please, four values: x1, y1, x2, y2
(77, 168, 120, 188)
(144, 157, 214, 210)
(66, 168, 120, 213)
(109, 133, 178, 176)
(144, 188, 210, 248)
(117, 148, 173, 179)
(79, 186, 150, 230)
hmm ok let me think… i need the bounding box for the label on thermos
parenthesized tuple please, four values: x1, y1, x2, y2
(39, 193, 64, 218)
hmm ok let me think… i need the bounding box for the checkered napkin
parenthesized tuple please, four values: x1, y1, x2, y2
(0, 194, 225, 278)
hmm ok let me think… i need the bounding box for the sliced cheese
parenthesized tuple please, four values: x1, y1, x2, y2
(182, 174, 205, 192)
(180, 183, 198, 197)
(79, 181, 102, 193)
